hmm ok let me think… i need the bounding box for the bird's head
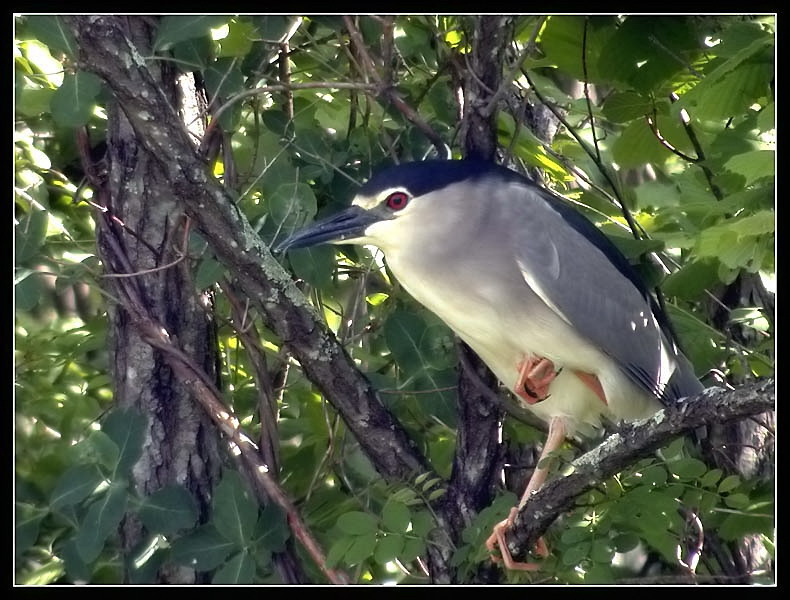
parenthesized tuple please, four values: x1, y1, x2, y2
(275, 159, 524, 256)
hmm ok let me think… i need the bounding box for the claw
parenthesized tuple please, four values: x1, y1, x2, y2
(516, 356, 560, 404)
(485, 508, 546, 571)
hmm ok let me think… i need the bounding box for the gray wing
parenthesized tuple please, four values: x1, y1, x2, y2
(508, 182, 699, 403)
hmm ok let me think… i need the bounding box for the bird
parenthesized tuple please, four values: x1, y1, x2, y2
(276, 158, 703, 570)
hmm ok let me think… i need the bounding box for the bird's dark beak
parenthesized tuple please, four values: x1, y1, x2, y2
(275, 206, 381, 253)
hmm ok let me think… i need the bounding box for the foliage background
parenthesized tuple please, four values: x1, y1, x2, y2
(15, 14, 774, 585)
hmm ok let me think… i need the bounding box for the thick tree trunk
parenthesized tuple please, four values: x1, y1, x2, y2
(96, 18, 221, 584)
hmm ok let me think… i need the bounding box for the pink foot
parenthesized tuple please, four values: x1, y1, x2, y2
(515, 356, 559, 405)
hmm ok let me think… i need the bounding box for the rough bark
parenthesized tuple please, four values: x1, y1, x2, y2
(503, 379, 775, 566)
(67, 15, 429, 485)
(94, 18, 221, 584)
(67, 15, 774, 585)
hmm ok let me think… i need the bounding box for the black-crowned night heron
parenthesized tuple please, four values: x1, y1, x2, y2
(277, 159, 703, 570)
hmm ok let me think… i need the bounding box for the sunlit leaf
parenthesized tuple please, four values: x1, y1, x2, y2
(25, 15, 77, 57)
(153, 15, 230, 51)
(724, 150, 775, 185)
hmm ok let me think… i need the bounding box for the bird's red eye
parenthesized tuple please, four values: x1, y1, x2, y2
(386, 192, 410, 211)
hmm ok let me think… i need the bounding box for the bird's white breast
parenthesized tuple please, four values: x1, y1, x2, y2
(384, 248, 661, 437)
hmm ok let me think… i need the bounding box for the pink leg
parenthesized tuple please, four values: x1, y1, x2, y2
(574, 370, 607, 405)
(515, 356, 559, 405)
(485, 417, 567, 570)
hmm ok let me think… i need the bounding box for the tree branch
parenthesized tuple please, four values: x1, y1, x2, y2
(502, 379, 775, 563)
(67, 15, 430, 485)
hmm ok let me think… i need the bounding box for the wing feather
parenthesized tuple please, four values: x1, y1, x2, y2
(506, 181, 693, 403)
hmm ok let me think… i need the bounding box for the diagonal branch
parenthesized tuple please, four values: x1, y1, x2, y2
(502, 379, 775, 564)
(66, 15, 431, 486)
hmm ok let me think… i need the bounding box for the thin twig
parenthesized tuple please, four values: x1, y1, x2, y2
(521, 70, 643, 240)
(482, 16, 547, 117)
(581, 19, 601, 164)
(342, 15, 447, 157)
(645, 110, 700, 163)
(210, 81, 378, 130)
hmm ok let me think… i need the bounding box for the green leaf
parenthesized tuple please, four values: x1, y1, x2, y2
(49, 464, 105, 511)
(127, 546, 167, 584)
(597, 17, 698, 93)
(699, 468, 723, 489)
(562, 541, 591, 566)
(50, 71, 103, 127)
(75, 483, 129, 563)
(680, 36, 773, 120)
(584, 562, 615, 584)
(153, 15, 230, 51)
(14, 270, 42, 311)
(138, 484, 199, 535)
(217, 18, 258, 58)
(560, 526, 590, 544)
(381, 500, 411, 534)
(253, 503, 290, 553)
(612, 532, 640, 553)
(65, 430, 120, 473)
(400, 536, 426, 562)
(25, 15, 77, 57)
(171, 36, 213, 71)
(266, 182, 318, 248)
(212, 549, 255, 584)
(662, 259, 721, 301)
(337, 511, 379, 536)
(59, 537, 92, 582)
(410, 510, 436, 538)
(604, 232, 665, 262)
(719, 511, 774, 541)
(590, 539, 614, 563)
(254, 16, 298, 43)
(724, 150, 775, 185)
(373, 533, 405, 565)
(15, 503, 47, 557)
(695, 211, 774, 270)
(203, 57, 245, 131)
(718, 474, 742, 494)
(213, 471, 258, 547)
(427, 488, 446, 501)
(724, 493, 751, 510)
(204, 57, 245, 100)
(667, 457, 708, 481)
(15, 210, 49, 265)
(195, 256, 225, 289)
(343, 532, 378, 566)
(326, 536, 355, 569)
(102, 407, 147, 478)
(170, 525, 237, 570)
(757, 101, 774, 132)
(602, 91, 653, 123)
(384, 310, 429, 374)
(287, 246, 335, 289)
(539, 16, 611, 82)
(611, 119, 675, 168)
